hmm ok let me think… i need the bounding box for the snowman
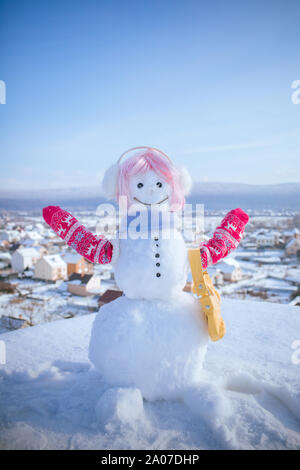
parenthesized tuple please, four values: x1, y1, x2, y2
(43, 147, 248, 439)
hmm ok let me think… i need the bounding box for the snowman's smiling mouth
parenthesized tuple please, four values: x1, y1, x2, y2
(133, 196, 169, 206)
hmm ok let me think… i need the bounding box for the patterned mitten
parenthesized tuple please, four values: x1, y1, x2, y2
(42, 206, 113, 264)
(200, 208, 249, 269)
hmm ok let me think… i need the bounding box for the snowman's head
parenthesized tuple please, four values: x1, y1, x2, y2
(102, 147, 192, 211)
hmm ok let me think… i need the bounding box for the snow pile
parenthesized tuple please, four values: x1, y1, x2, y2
(0, 299, 299, 450)
(95, 388, 145, 425)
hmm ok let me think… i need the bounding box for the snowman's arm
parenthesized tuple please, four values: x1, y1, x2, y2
(42, 206, 114, 264)
(200, 208, 249, 269)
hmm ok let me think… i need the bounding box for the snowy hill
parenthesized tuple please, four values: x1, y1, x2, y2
(0, 299, 299, 450)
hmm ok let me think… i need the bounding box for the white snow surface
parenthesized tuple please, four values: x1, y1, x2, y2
(0, 298, 299, 450)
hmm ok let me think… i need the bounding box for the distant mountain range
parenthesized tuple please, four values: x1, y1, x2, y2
(188, 182, 300, 210)
(0, 182, 299, 211)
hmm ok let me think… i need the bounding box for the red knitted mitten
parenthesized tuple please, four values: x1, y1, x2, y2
(43, 206, 113, 264)
(200, 208, 249, 269)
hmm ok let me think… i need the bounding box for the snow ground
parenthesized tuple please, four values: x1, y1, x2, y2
(0, 299, 299, 450)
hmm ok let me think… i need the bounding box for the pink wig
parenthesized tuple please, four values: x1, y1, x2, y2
(116, 149, 185, 210)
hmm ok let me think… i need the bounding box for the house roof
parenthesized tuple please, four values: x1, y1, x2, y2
(289, 296, 300, 306)
(217, 257, 240, 273)
(26, 231, 43, 240)
(0, 253, 11, 261)
(42, 254, 66, 267)
(286, 238, 300, 248)
(283, 230, 295, 236)
(256, 234, 275, 241)
(69, 273, 93, 284)
(14, 248, 39, 258)
(217, 264, 236, 274)
(98, 289, 123, 304)
(63, 253, 83, 264)
(1, 315, 30, 329)
(9, 243, 21, 252)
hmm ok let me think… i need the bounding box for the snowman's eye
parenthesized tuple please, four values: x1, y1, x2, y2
(137, 183, 143, 188)
(156, 182, 162, 188)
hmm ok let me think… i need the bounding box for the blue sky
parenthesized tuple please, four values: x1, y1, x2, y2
(0, 0, 300, 189)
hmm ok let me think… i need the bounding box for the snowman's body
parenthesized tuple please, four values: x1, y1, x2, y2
(89, 214, 209, 401)
(114, 213, 189, 301)
(115, 237, 187, 301)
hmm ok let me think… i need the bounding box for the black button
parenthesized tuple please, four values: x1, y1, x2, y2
(156, 263, 160, 267)
(156, 273, 161, 277)
(156, 243, 159, 247)
(154, 237, 159, 241)
(155, 253, 160, 258)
